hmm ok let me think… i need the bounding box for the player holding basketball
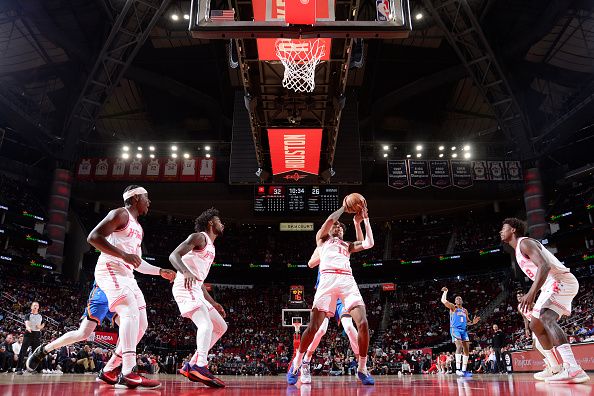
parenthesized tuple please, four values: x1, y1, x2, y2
(515, 290, 563, 380)
(169, 208, 228, 388)
(500, 218, 589, 383)
(299, 211, 366, 384)
(441, 287, 480, 377)
(85, 185, 165, 389)
(287, 195, 375, 385)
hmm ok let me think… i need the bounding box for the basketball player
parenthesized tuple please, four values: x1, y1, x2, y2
(27, 258, 175, 381)
(516, 290, 562, 380)
(86, 185, 161, 389)
(169, 208, 228, 388)
(500, 218, 589, 383)
(299, 210, 366, 384)
(287, 200, 375, 385)
(441, 287, 480, 377)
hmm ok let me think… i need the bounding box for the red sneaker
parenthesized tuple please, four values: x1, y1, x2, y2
(115, 372, 161, 389)
(97, 365, 121, 385)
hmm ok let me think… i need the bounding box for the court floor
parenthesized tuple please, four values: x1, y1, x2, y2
(0, 373, 592, 395)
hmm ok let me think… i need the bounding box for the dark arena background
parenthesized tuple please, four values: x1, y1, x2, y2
(0, 0, 593, 394)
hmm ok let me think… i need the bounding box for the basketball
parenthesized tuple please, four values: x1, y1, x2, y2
(343, 193, 366, 213)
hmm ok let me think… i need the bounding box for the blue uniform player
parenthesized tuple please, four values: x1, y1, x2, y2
(441, 287, 480, 377)
(27, 282, 119, 374)
(298, 252, 361, 384)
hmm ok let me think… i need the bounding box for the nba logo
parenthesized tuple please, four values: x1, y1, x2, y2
(376, 0, 390, 21)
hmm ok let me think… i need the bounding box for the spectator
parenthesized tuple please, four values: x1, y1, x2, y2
(0, 334, 15, 372)
(75, 345, 95, 373)
(491, 324, 505, 373)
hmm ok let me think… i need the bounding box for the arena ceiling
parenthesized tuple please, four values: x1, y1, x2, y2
(0, 0, 593, 172)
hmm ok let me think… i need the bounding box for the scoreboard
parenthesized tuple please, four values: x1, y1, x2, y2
(254, 185, 340, 214)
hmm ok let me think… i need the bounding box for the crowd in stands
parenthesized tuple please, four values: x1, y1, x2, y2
(0, 174, 46, 216)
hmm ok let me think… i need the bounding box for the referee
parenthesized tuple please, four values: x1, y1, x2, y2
(17, 302, 44, 374)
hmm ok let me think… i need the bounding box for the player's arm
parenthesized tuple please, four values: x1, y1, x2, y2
(353, 211, 364, 242)
(466, 311, 480, 326)
(518, 308, 531, 337)
(135, 259, 176, 282)
(440, 287, 456, 311)
(315, 206, 345, 246)
(350, 207, 374, 253)
(87, 208, 141, 268)
(169, 233, 206, 289)
(308, 248, 320, 268)
(518, 239, 551, 311)
(201, 284, 226, 318)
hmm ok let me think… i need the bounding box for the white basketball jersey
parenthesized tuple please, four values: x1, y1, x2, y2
(181, 232, 215, 281)
(99, 208, 143, 273)
(515, 237, 570, 283)
(319, 237, 351, 272)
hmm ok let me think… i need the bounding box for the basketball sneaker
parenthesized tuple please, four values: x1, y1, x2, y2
(545, 364, 590, 384)
(187, 365, 225, 388)
(357, 370, 375, 385)
(300, 361, 312, 384)
(286, 362, 300, 385)
(179, 362, 199, 382)
(533, 364, 560, 381)
(462, 371, 473, 378)
(115, 372, 161, 389)
(97, 365, 121, 385)
(456, 370, 464, 376)
(26, 344, 48, 372)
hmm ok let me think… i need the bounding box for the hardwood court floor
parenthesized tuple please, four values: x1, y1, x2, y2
(0, 372, 592, 395)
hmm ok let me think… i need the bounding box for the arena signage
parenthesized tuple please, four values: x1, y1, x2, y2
(92, 331, 118, 345)
(508, 344, 594, 372)
(268, 129, 322, 176)
(280, 223, 314, 231)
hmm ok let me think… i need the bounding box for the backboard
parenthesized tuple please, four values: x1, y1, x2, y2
(189, 0, 412, 39)
(282, 308, 312, 328)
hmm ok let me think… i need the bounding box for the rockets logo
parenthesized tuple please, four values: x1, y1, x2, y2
(283, 172, 307, 181)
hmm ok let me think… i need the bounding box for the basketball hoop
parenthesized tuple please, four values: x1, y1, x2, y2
(275, 38, 326, 93)
(293, 322, 301, 334)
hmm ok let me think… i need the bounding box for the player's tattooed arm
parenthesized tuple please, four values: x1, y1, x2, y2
(201, 284, 226, 318)
(316, 206, 345, 246)
(518, 239, 551, 312)
(168, 233, 206, 277)
(440, 287, 456, 311)
(467, 314, 480, 326)
(87, 208, 141, 268)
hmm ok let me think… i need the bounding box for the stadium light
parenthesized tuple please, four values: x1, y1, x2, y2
(149, 154, 155, 159)
(122, 145, 129, 152)
(183, 14, 190, 20)
(172, 153, 178, 158)
(137, 146, 142, 151)
(205, 145, 211, 151)
(206, 153, 211, 158)
(122, 153, 130, 159)
(383, 153, 388, 158)
(452, 153, 458, 158)
(416, 153, 422, 158)
(183, 153, 190, 159)
(171, 14, 179, 21)
(416, 145, 423, 151)
(171, 145, 178, 151)
(438, 145, 445, 151)
(451, 146, 456, 151)
(463, 145, 470, 151)
(149, 145, 155, 151)
(382, 145, 389, 151)
(415, 13, 423, 20)
(438, 153, 444, 158)
(464, 152, 471, 159)
(406, 154, 411, 158)
(136, 153, 142, 159)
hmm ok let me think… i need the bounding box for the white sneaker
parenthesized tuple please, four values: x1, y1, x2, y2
(546, 364, 590, 384)
(534, 365, 561, 381)
(456, 370, 464, 376)
(300, 362, 312, 384)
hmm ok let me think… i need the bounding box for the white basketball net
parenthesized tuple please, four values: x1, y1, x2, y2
(275, 38, 326, 93)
